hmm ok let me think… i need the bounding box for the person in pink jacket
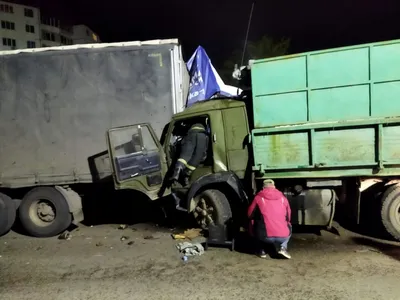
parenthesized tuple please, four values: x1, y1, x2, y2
(248, 179, 292, 259)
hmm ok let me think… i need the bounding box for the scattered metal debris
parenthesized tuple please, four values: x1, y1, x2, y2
(120, 236, 129, 241)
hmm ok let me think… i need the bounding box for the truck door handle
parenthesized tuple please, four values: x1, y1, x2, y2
(130, 173, 139, 178)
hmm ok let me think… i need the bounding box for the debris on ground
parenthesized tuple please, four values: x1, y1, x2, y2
(143, 235, 155, 240)
(120, 236, 129, 241)
(96, 242, 103, 247)
(176, 242, 205, 257)
(35, 246, 43, 251)
(172, 234, 186, 240)
(127, 241, 135, 246)
(118, 224, 128, 230)
(171, 228, 202, 240)
(58, 231, 71, 240)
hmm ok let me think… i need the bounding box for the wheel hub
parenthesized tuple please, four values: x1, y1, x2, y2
(37, 202, 55, 222)
(28, 199, 56, 226)
(193, 198, 214, 227)
(396, 204, 400, 224)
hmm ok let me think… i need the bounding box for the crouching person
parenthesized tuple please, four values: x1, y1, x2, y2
(248, 179, 292, 259)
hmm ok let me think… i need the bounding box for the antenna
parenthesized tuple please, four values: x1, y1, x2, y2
(240, 1, 255, 67)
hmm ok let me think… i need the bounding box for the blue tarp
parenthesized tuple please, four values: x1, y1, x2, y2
(186, 46, 241, 107)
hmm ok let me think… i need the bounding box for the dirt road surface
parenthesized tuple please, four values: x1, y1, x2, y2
(1, 223, 400, 300)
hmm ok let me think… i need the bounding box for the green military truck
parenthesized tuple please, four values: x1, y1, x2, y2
(106, 38, 400, 240)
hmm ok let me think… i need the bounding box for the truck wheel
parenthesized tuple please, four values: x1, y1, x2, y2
(381, 184, 400, 240)
(192, 189, 232, 229)
(19, 187, 72, 237)
(0, 193, 16, 236)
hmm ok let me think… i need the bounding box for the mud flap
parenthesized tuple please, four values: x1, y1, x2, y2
(54, 186, 84, 224)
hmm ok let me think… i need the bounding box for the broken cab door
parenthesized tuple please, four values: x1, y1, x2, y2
(107, 123, 170, 200)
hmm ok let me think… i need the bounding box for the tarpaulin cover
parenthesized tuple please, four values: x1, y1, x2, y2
(0, 42, 186, 187)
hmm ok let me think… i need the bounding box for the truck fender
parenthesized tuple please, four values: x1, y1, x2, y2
(54, 186, 84, 225)
(186, 171, 249, 212)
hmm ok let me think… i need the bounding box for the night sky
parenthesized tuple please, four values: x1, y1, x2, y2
(16, 0, 400, 67)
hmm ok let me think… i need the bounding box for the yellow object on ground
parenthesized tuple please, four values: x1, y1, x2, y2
(171, 228, 203, 240)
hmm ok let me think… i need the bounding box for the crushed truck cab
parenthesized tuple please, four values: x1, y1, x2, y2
(106, 100, 251, 228)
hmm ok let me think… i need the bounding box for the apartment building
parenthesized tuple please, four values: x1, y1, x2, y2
(0, 1, 40, 50)
(0, 0, 100, 50)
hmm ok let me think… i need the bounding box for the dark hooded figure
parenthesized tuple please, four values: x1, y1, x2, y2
(169, 122, 209, 186)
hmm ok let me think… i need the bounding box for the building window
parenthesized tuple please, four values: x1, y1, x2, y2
(26, 24, 35, 33)
(24, 8, 34, 18)
(27, 41, 36, 48)
(42, 30, 56, 42)
(60, 35, 72, 45)
(1, 20, 15, 30)
(2, 38, 16, 48)
(41, 17, 59, 27)
(0, 4, 14, 13)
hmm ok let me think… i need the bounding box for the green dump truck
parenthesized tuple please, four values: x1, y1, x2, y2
(105, 39, 400, 240)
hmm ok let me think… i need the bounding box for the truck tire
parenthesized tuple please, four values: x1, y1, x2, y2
(0, 193, 16, 236)
(193, 189, 232, 229)
(381, 184, 400, 240)
(19, 187, 72, 237)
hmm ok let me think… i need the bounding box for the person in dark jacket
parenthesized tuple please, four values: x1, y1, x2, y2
(248, 179, 292, 259)
(169, 122, 209, 186)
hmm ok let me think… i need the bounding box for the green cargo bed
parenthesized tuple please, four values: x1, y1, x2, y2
(250, 39, 400, 178)
(251, 39, 400, 127)
(251, 117, 400, 178)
